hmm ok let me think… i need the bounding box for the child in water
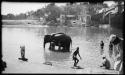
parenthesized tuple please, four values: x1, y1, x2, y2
(72, 47, 82, 67)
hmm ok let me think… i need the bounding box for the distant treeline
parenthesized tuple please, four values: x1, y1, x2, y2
(2, 13, 27, 20)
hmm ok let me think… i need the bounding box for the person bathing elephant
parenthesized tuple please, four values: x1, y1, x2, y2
(43, 33, 72, 52)
(108, 34, 123, 74)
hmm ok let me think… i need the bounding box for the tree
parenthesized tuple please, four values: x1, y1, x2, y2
(44, 3, 62, 25)
(18, 13, 27, 19)
(6, 13, 15, 19)
(33, 9, 45, 18)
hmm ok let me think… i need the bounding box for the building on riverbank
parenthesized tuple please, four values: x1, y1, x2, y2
(58, 3, 92, 27)
(93, 1, 124, 29)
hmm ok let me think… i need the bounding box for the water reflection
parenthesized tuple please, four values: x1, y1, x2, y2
(45, 51, 71, 62)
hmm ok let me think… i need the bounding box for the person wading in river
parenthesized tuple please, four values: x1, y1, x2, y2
(20, 45, 25, 59)
(109, 42, 113, 57)
(19, 45, 28, 61)
(72, 47, 82, 67)
(100, 41, 104, 55)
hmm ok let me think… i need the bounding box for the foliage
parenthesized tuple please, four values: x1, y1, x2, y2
(33, 9, 45, 18)
(44, 3, 62, 25)
(2, 13, 27, 20)
(2, 2, 123, 28)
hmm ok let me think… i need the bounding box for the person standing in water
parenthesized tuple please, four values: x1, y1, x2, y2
(109, 42, 113, 57)
(72, 47, 82, 67)
(100, 41, 104, 55)
(20, 45, 25, 59)
(19, 45, 28, 61)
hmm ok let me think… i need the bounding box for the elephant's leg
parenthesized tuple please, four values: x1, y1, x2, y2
(58, 42, 61, 51)
(65, 44, 70, 52)
(67, 46, 70, 52)
(58, 46, 61, 51)
(51, 42, 55, 50)
(61, 46, 64, 51)
(49, 42, 52, 50)
(61, 47, 64, 50)
(62, 46, 67, 52)
(49, 42, 55, 50)
(65, 47, 69, 52)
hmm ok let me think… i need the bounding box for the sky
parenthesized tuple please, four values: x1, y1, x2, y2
(1, 2, 66, 15)
(1, 1, 115, 15)
(103, 1, 116, 7)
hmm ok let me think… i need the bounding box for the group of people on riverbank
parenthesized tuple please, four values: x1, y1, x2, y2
(99, 34, 123, 74)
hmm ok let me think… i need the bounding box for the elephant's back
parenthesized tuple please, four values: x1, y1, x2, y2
(53, 33, 72, 43)
(61, 35, 72, 43)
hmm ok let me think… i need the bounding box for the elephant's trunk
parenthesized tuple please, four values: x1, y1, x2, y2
(43, 35, 51, 50)
(43, 41, 46, 50)
(43, 35, 47, 50)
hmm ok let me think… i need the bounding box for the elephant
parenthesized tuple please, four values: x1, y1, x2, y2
(109, 34, 123, 74)
(43, 33, 72, 52)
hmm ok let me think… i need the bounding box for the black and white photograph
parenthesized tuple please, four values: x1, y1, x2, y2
(1, 0, 124, 74)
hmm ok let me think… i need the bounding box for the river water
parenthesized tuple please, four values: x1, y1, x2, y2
(2, 25, 122, 73)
